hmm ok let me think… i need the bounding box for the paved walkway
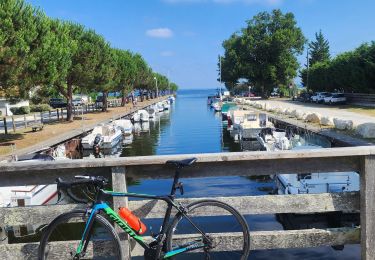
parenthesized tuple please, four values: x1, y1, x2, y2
(0, 96, 169, 159)
(265, 100, 375, 126)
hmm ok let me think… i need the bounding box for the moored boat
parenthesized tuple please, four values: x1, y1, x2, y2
(113, 119, 133, 135)
(81, 124, 122, 150)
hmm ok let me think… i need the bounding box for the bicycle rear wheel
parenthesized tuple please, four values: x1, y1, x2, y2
(166, 200, 250, 259)
(38, 210, 123, 260)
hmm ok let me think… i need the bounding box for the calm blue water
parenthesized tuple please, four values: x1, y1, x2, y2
(123, 89, 359, 260)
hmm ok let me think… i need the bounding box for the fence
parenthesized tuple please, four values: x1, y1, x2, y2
(344, 93, 375, 107)
(0, 105, 103, 134)
(0, 146, 374, 259)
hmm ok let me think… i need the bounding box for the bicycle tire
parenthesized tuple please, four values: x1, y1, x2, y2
(38, 210, 123, 260)
(166, 200, 250, 259)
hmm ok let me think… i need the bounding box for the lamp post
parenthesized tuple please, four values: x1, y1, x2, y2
(248, 86, 251, 98)
(153, 77, 158, 98)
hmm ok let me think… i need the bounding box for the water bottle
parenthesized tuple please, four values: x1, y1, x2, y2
(118, 207, 147, 235)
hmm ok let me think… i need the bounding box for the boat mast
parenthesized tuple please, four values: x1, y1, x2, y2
(219, 55, 222, 101)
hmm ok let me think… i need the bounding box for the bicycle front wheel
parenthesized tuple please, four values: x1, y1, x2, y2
(166, 200, 250, 259)
(38, 210, 123, 260)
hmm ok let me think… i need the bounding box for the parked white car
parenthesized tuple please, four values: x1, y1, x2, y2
(324, 93, 347, 105)
(72, 97, 85, 106)
(311, 92, 330, 103)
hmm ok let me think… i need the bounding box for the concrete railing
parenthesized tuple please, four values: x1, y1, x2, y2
(0, 146, 374, 259)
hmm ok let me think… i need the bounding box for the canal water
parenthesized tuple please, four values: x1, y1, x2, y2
(118, 89, 359, 260)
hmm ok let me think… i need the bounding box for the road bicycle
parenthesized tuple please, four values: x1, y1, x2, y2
(38, 158, 250, 259)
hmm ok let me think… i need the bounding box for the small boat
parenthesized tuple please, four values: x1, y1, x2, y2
(147, 106, 157, 118)
(132, 110, 150, 122)
(168, 96, 175, 103)
(228, 110, 248, 140)
(276, 145, 359, 195)
(221, 102, 237, 121)
(161, 100, 170, 110)
(156, 102, 164, 112)
(81, 124, 122, 149)
(238, 111, 273, 141)
(123, 134, 133, 145)
(257, 128, 291, 151)
(212, 101, 222, 112)
(0, 154, 62, 207)
(113, 119, 133, 136)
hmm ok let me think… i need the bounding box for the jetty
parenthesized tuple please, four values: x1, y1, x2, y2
(0, 146, 374, 259)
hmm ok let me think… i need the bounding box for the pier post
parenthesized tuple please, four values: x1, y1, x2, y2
(11, 116, 16, 133)
(360, 155, 375, 260)
(3, 118, 7, 134)
(111, 166, 130, 259)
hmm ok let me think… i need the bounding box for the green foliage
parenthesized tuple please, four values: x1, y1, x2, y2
(0, 0, 178, 120)
(309, 30, 330, 67)
(307, 42, 375, 94)
(30, 104, 51, 112)
(221, 10, 305, 97)
(10, 106, 30, 115)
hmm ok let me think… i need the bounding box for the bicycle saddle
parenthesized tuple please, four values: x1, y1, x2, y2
(166, 157, 197, 168)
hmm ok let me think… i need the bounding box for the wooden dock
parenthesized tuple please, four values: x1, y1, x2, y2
(0, 146, 374, 259)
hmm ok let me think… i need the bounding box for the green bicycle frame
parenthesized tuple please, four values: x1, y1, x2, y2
(76, 190, 208, 259)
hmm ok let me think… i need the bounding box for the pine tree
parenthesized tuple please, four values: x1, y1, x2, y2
(309, 30, 330, 66)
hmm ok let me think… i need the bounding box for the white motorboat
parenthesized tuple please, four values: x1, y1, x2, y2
(276, 145, 359, 195)
(113, 119, 133, 135)
(133, 122, 142, 133)
(147, 106, 157, 118)
(257, 128, 291, 151)
(212, 101, 222, 112)
(132, 109, 150, 122)
(238, 111, 273, 140)
(123, 134, 133, 145)
(161, 100, 170, 110)
(0, 154, 61, 207)
(228, 110, 248, 140)
(168, 96, 175, 103)
(141, 121, 150, 132)
(156, 102, 164, 112)
(0, 184, 58, 207)
(81, 124, 122, 149)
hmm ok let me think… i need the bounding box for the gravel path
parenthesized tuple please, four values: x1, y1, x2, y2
(264, 100, 375, 126)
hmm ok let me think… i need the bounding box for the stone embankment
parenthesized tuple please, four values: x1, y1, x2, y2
(234, 98, 375, 139)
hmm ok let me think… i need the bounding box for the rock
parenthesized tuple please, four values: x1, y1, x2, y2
(320, 116, 334, 126)
(333, 118, 353, 130)
(305, 113, 321, 123)
(294, 110, 305, 120)
(285, 109, 294, 117)
(356, 123, 375, 138)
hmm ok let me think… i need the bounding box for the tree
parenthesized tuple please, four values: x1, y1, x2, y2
(0, 0, 39, 94)
(113, 49, 136, 106)
(221, 10, 306, 97)
(309, 30, 330, 67)
(60, 25, 105, 121)
(93, 42, 116, 112)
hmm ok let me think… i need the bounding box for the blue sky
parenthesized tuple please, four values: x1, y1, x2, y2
(27, 0, 375, 89)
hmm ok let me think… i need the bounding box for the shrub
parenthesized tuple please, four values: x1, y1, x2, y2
(10, 106, 30, 115)
(30, 104, 52, 112)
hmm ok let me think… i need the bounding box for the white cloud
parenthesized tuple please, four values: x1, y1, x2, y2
(160, 51, 174, 56)
(146, 28, 173, 38)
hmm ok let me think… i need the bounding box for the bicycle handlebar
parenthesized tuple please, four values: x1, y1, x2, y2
(56, 175, 108, 203)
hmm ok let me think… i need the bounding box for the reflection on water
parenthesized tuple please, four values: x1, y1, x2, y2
(97, 90, 359, 259)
